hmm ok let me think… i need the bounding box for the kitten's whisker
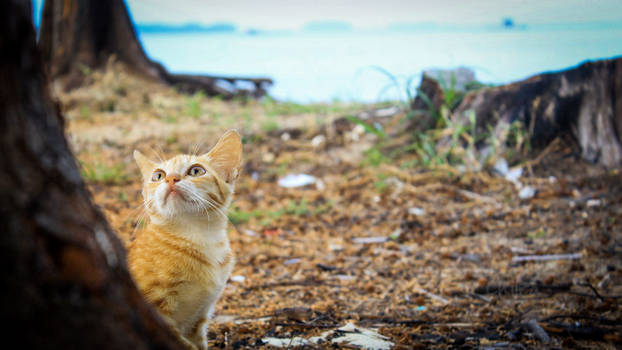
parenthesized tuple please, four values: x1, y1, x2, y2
(204, 196, 224, 211)
(128, 198, 154, 238)
(202, 196, 229, 219)
(176, 183, 211, 213)
(147, 146, 165, 163)
(132, 209, 149, 238)
(122, 198, 152, 228)
(154, 144, 166, 163)
(190, 141, 203, 157)
(177, 183, 229, 219)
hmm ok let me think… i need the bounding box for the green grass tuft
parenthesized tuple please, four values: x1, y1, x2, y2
(80, 161, 128, 185)
(185, 91, 205, 118)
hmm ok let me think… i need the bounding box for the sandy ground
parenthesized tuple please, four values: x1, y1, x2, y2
(60, 65, 621, 349)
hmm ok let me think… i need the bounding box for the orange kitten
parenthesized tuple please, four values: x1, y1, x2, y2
(128, 130, 242, 350)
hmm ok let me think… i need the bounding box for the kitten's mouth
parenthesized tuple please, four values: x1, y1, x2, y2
(164, 188, 186, 203)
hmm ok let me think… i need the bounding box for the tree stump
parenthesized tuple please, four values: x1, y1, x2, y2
(453, 57, 622, 168)
(38, 0, 272, 98)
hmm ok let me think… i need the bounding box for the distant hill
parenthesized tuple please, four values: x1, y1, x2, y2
(136, 22, 236, 34)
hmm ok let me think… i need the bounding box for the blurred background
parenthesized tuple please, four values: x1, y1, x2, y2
(33, 0, 622, 102)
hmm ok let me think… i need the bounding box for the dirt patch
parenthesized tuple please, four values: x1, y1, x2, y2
(64, 68, 622, 349)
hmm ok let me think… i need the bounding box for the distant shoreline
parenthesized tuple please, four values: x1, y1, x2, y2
(135, 20, 622, 36)
(136, 23, 236, 34)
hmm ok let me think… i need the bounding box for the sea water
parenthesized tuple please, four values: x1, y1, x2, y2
(138, 27, 622, 103)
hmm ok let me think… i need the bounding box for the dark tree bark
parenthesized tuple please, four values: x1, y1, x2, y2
(0, 1, 186, 348)
(410, 75, 445, 129)
(38, 0, 272, 97)
(452, 57, 622, 168)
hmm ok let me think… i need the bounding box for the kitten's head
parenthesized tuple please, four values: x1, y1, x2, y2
(134, 130, 242, 221)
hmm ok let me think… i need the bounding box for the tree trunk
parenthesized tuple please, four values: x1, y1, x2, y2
(452, 57, 622, 168)
(38, 0, 272, 97)
(0, 1, 186, 348)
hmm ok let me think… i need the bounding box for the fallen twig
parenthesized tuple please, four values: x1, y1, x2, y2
(456, 189, 500, 205)
(355, 315, 473, 328)
(275, 322, 337, 329)
(512, 253, 582, 263)
(525, 137, 561, 175)
(542, 322, 612, 341)
(541, 314, 621, 326)
(246, 278, 343, 290)
(578, 281, 605, 301)
(468, 293, 492, 303)
(523, 320, 550, 343)
(316, 263, 338, 271)
(415, 287, 450, 305)
(474, 283, 571, 295)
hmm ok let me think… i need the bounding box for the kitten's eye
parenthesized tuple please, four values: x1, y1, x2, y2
(151, 170, 165, 182)
(187, 165, 206, 177)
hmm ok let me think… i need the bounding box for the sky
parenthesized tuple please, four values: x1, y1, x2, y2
(123, 0, 622, 30)
(32, 0, 622, 30)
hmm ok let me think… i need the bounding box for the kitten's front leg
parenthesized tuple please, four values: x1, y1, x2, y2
(152, 295, 199, 350)
(190, 317, 209, 350)
(159, 314, 200, 350)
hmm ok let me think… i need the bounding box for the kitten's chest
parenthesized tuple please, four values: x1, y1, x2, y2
(175, 246, 233, 314)
(189, 245, 234, 285)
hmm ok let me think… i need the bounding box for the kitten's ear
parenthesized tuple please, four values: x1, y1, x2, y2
(204, 130, 242, 183)
(134, 150, 156, 179)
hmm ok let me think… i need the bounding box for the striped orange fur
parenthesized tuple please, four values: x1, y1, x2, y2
(128, 130, 242, 350)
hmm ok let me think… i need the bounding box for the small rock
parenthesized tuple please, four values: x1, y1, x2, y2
(333, 322, 394, 350)
(243, 229, 257, 236)
(374, 106, 400, 118)
(385, 176, 404, 194)
(408, 207, 426, 216)
(353, 124, 366, 135)
(460, 254, 481, 263)
(311, 134, 326, 147)
(493, 158, 509, 175)
(518, 186, 536, 199)
(284, 258, 301, 265)
(505, 167, 523, 183)
(328, 243, 343, 251)
(494, 158, 522, 183)
(315, 179, 326, 191)
(262, 152, 275, 163)
(335, 274, 354, 281)
(230, 275, 245, 283)
(278, 173, 316, 188)
(348, 124, 366, 141)
(586, 199, 602, 207)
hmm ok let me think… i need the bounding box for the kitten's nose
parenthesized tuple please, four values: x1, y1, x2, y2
(165, 174, 181, 186)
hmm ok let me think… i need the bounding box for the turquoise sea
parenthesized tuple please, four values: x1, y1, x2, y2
(138, 26, 622, 103)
